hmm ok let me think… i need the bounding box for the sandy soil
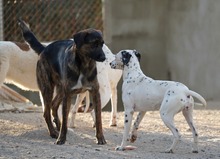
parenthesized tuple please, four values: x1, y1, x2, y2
(0, 100, 220, 159)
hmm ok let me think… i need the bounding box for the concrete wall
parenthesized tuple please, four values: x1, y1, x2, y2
(166, 0, 220, 100)
(103, 0, 169, 79)
(103, 0, 220, 101)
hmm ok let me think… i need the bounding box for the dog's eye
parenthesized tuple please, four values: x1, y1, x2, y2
(92, 42, 99, 48)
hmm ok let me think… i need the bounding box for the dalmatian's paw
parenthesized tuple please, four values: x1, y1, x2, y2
(165, 148, 174, 153)
(115, 146, 125, 151)
(115, 146, 137, 151)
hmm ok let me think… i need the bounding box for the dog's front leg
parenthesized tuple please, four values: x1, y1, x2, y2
(56, 94, 72, 145)
(116, 109, 134, 151)
(91, 87, 106, 145)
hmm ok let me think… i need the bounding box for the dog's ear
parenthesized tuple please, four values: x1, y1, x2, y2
(122, 51, 132, 65)
(133, 50, 141, 62)
(73, 31, 87, 49)
(97, 30, 102, 36)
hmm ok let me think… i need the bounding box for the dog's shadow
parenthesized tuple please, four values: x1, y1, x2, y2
(20, 128, 95, 145)
(18, 119, 100, 146)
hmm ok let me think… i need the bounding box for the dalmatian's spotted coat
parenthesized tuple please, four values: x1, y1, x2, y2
(110, 50, 207, 153)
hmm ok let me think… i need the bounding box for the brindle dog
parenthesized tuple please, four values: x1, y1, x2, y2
(18, 19, 106, 145)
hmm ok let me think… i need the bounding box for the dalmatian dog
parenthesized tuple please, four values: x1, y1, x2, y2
(68, 44, 122, 127)
(110, 50, 207, 153)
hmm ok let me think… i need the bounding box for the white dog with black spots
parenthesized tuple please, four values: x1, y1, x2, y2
(110, 50, 206, 153)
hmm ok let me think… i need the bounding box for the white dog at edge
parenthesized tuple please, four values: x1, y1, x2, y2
(110, 50, 206, 153)
(0, 41, 122, 127)
(68, 44, 122, 127)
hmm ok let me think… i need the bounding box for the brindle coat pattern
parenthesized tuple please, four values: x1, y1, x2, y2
(18, 19, 106, 145)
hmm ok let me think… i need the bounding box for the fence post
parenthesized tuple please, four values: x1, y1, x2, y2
(0, 0, 3, 40)
(102, 0, 112, 48)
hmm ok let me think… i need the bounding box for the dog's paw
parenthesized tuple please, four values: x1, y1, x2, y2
(97, 136, 107, 145)
(115, 146, 137, 151)
(109, 123, 117, 127)
(115, 146, 125, 151)
(109, 120, 117, 127)
(49, 130, 59, 139)
(192, 146, 199, 153)
(192, 150, 198, 153)
(55, 139, 66, 145)
(165, 148, 174, 153)
(130, 135, 137, 143)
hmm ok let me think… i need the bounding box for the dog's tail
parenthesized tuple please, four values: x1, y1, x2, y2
(187, 90, 207, 107)
(17, 18, 45, 55)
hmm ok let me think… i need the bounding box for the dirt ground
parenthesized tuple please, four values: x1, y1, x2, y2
(0, 100, 220, 159)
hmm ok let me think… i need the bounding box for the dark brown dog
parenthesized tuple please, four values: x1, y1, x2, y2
(18, 19, 106, 145)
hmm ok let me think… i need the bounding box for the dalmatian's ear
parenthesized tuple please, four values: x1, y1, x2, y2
(133, 50, 141, 62)
(122, 51, 132, 65)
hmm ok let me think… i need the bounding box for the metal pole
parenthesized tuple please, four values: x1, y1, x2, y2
(102, 0, 112, 47)
(0, 0, 3, 40)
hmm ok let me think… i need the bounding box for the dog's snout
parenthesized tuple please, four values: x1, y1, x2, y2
(109, 61, 116, 69)
(98, 54, 106, 62)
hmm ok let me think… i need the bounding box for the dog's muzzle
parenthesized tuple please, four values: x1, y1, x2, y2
(110, 61, 116, 69)
(97, 54, 106, 62)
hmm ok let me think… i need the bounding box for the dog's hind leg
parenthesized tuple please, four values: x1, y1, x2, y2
(41, 88, 58, 139)
(160, 99, 181, 153)
(160, 113, 181, 153)
(130, 111, 146, 143)
(109, 86, 118, 127)
(37, 62, 58, 139)
(51, 88, 63, 131)
(182, 97, 198, 153)
(56, 94, 72, 145)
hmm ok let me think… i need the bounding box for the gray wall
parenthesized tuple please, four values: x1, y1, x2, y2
(103, 0, 169, 79)
(103, 0, 220, 101)
(166, 0, 220, 100)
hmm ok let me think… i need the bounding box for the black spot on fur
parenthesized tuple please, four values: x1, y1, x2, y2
(122, 51, 132, 65)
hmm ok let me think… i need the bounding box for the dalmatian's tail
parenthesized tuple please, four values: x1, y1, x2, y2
(187, 90, 207, 107)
